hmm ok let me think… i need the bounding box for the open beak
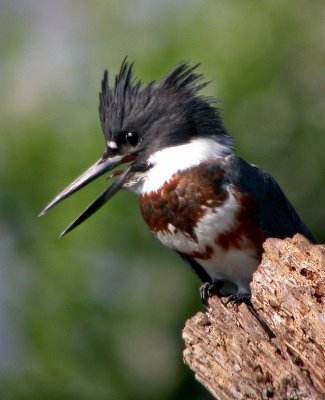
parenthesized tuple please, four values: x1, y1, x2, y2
(39, 153, 134, 236)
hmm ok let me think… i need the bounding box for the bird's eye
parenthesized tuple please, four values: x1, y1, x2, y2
(125, 131, 140, 147)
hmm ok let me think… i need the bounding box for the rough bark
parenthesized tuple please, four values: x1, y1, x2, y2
(182, 234, 325, 400)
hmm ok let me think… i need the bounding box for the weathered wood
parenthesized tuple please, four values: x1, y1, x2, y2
(182, 235, 325, 399)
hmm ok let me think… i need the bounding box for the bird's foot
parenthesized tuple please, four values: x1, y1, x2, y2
(225, 293, 251, 306)
(199, 281, 223, 307)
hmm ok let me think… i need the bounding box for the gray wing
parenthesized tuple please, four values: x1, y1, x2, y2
(223, 155, 317, 244)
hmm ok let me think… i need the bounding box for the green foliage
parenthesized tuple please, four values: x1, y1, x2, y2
(0, 1, 324, 399)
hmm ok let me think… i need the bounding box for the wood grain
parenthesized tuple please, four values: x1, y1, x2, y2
(183, 235, 325, 399)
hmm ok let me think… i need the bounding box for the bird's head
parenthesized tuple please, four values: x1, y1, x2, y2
(40, 59, 233, 236)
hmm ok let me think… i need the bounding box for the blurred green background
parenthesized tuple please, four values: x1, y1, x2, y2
(0, 1, 324, 399)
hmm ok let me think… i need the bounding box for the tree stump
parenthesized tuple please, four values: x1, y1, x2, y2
(182, 234, 325, 399)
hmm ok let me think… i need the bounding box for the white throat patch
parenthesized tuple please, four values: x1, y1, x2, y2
(129, 137, 232, 195)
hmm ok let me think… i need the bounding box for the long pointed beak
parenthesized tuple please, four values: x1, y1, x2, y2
(39, 153, 135, 236)
(59, 167, 130, 237)
(39, 154, 125, 216)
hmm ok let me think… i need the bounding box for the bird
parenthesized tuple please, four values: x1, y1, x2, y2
(40, 59, 317, 306)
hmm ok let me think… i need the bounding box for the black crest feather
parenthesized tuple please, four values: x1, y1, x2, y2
(98, 58, 233, 150)
(162, 62, 208, 93)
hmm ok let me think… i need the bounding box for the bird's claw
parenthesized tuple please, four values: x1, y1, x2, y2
(199, 281, 222, 307)
(225, 293, 251, 306)
(200, 282, 251, 308)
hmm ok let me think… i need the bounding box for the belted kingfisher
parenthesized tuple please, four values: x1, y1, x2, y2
(40, 60, 317, 305)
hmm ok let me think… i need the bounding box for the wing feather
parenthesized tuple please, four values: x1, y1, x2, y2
(222, 155, 317, 243)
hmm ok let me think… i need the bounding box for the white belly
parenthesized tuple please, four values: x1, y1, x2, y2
(198, 248, 258, 294)
(155, 192, 258, 294)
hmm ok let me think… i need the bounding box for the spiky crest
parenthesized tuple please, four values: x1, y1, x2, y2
(98, 58, 233, 150)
